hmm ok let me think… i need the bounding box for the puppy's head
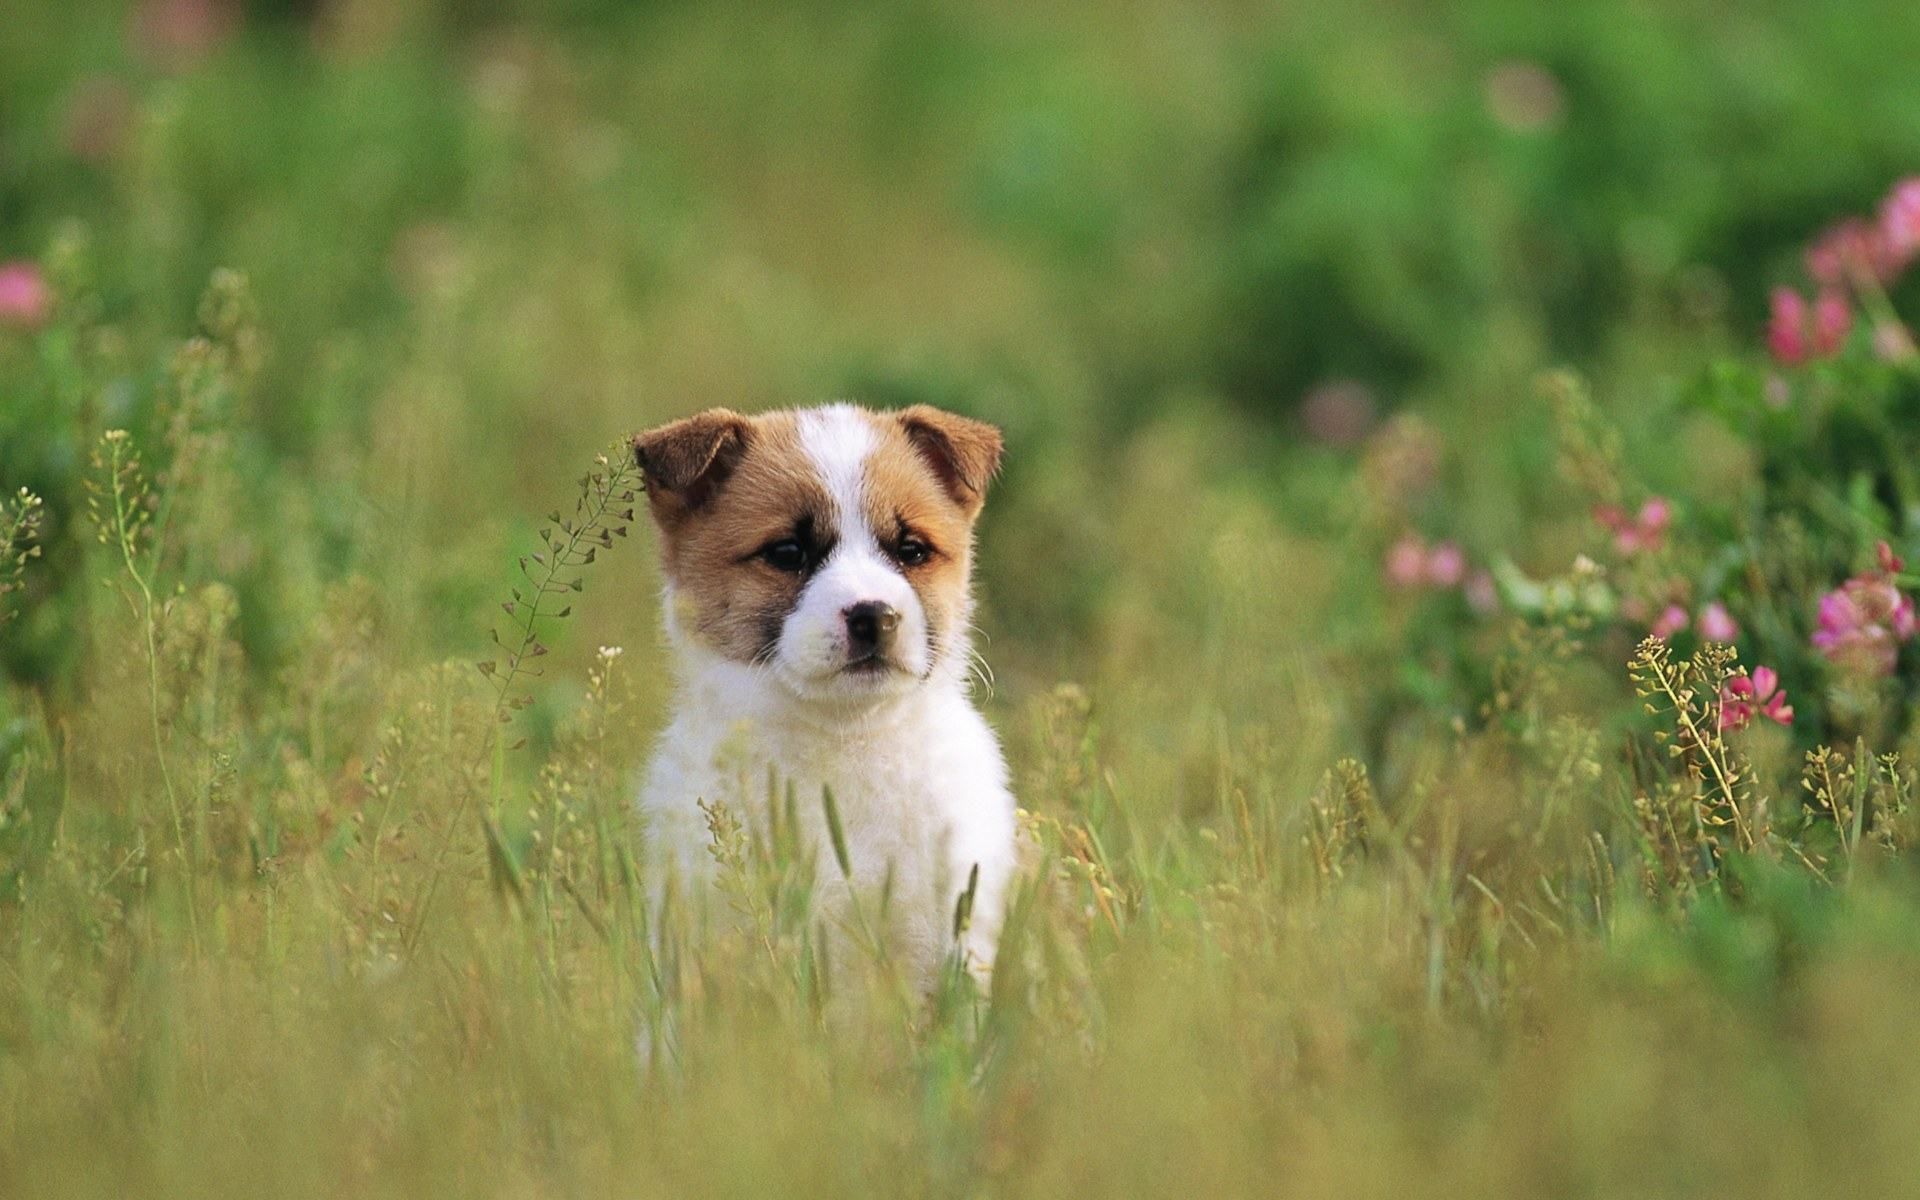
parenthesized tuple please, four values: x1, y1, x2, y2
(633, 403, 1001, 705)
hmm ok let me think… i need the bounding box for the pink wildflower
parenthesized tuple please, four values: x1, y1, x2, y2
(1596, 497, 1671, 557)
(0, 262, 50, 329)
(1769, 285, 1853, 365)
(1384, 534, 1489, 607)
(1768, 287, 1811, 366)
(1806, 218, 1896, 287)
(1697, 601, 1740, 643)
(1720, 666, 1794, 732)
(1880, 176, 1920, 267)
(1651, 604, 1690, 640)
(1425, 541, 1466, 588)
(1811, 543, 1916, 676)
(1811, 289, 1853, 355)
(1385, 536, 1428, 589)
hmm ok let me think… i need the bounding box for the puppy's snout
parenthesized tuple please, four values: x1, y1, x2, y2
(844, 601, 901, 655)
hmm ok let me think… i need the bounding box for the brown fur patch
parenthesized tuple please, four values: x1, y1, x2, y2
(865, 413, 991, 665)
(896, 405, 1004, 517)
(641, 410, 834, 662)
(632, 409, 752, 522)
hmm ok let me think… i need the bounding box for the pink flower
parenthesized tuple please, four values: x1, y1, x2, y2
(1384, 534, 1487, 602)
(1697, 601, 1740, 643)
(1385, 536, 1428, 589)
(1806, 218, 1897, 287)
(1425, 541, 1466, 588)
(1812, 550, 1917, 676)
(0, 262, 49, 329)
(1651, 604, 1691, 640)
(1769, 286, 1853, 365)
(1880, 177, 1920, 267)
(1811, 289, 1852, 355)
(1768, 287, 1811, 366)
(1596, 497, 1671, 557)
(1720, 666, 1794, 732)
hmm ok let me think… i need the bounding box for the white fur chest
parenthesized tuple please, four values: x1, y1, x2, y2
(638, 656, 1016, 981)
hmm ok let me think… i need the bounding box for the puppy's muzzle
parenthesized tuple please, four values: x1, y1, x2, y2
(843, 601, 901, 661)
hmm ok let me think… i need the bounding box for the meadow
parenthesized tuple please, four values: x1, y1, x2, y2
(7, 1, 1920, 1195)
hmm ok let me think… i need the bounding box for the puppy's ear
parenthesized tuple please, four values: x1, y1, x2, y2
(631, 408, 752, 524)
(896, 405, 1003, 518)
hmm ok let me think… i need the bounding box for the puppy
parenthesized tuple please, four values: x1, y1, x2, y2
(632, 403, 1015, 986)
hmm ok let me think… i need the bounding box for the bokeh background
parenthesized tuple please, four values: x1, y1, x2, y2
(12, 0, 1920, 764)
(8, 1, 1920, 1196)
(9, 0, 1920, 694)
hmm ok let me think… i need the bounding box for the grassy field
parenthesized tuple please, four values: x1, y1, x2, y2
(7, 1, 1920, 1195)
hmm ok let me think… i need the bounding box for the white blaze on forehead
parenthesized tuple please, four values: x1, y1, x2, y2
(775, 404, 931, 689)
(798, 404, 879, 544)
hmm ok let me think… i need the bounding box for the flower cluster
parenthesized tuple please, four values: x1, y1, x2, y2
(1386, 534, 1462, 588)
(1806, 177, 1920, 284)
(1720, 666, 1793, 731)
(1811, 542, 1916, 677)
(1384, 533, 1497, 612)
(1593, 497, 1671, 557)
(1767, 286, 1850, 366)
(1650, 600, 1740, 643)
(1772, 176, 1920, 365)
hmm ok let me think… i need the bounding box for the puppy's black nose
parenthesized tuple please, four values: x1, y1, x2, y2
(844, 601, 901, 653)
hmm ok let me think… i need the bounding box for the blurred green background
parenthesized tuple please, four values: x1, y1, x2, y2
(9, 4, 1920, 1196)
(8, 0, 1920, 698)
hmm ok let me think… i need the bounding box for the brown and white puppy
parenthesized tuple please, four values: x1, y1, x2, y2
(633, 403, 1014, 982)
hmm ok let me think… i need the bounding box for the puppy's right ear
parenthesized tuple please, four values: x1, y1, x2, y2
(631, 408, 751, 524)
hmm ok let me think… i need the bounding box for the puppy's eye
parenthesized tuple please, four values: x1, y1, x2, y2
(760, 539, 809, 573)
(895, 536, 933, 567)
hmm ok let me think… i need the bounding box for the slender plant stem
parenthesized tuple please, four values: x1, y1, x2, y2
(403, 452, 637, 956)
(108, 436, 199, 950)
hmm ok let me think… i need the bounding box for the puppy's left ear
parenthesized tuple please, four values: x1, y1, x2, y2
(896, 405, 1003, 518)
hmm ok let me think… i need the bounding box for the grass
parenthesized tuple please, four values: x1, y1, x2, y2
(6, 2, 1920, 1196)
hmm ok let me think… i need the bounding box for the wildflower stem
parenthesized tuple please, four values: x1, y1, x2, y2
(403, 445, 638, 956)
(106, 435, 199, 950)
(1847, 259, 1920, 369)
